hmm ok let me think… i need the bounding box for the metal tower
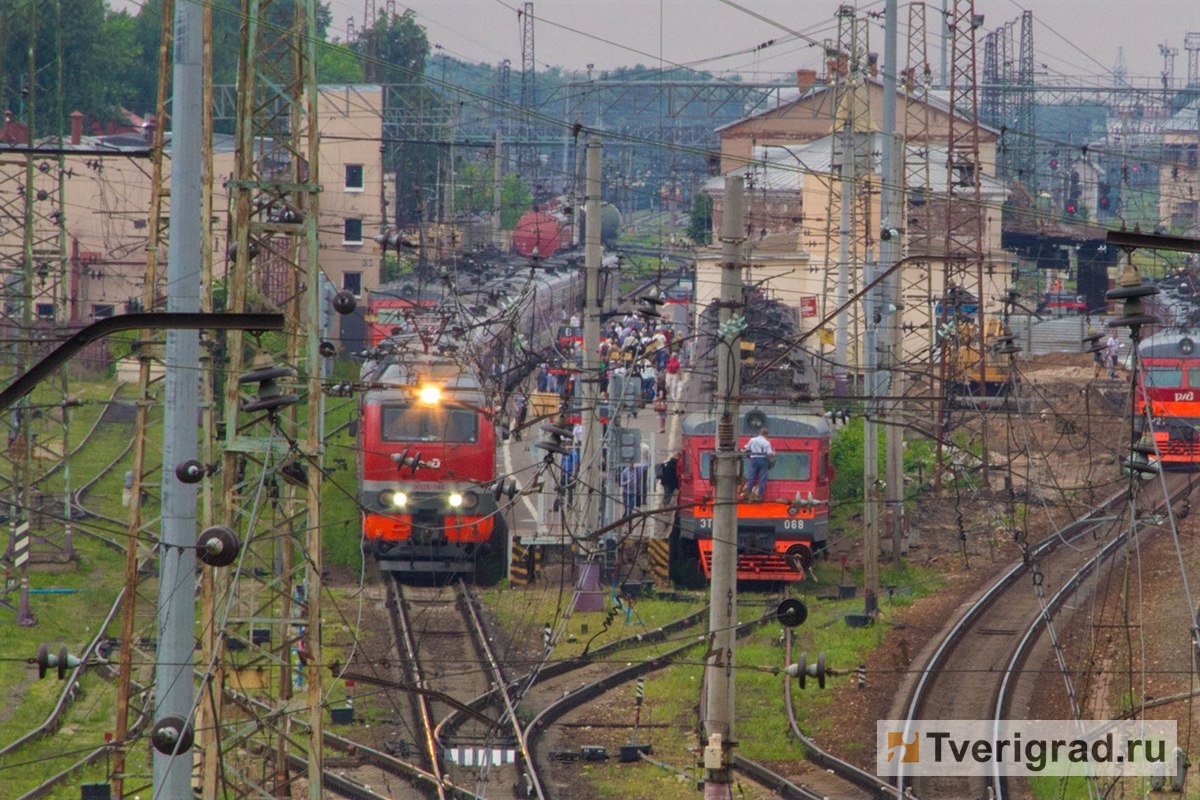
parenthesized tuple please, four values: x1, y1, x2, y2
(361, 0, 379, 82)
(1013, 11, 1036, 186)
(0, 0, 70, 628)
(1186, 33, 1200, 87)
(934, 0, 989, 488)
(201, 0, 326, 796)
(519, 2, 537, 178)
(901, 1, 936, 368)
(821, 5, 871, 389)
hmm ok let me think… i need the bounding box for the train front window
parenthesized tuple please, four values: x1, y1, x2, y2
(381, 406, 479, 443)
(696, 451, 812, 481)
(1189, 367, 1200, 387)
(1144, 367, 1183, 388)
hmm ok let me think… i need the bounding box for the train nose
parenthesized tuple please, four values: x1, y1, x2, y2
(412, 524, 447, 546)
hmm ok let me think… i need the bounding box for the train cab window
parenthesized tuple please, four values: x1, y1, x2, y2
(382, 406, 479, 443)
(1189, 367, 1200, 387)
(764, 453, 812, 481)
(697, 451, 812, 481)
(1144, 367, 1183, 388)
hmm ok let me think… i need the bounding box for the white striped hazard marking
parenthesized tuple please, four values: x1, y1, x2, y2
(445, 747, 516, 767)
(13, 521, 30, 568)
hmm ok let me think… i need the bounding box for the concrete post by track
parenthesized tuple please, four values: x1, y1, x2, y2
(704, 175, 744, 799)
(153, 0, 203, 795)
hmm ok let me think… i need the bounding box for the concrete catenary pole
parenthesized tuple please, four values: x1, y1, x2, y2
(882, 0, 907, 564)
(153, 0, 202, 794)
(704, 176, 744, 799)
(578, 136, 602, 551)
(493, 130, 503, 248)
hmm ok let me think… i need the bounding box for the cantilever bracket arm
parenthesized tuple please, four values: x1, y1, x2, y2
(1106, 229, 1200, 255)
(0, 312, 285, 412)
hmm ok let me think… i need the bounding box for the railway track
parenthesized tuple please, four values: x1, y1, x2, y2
(897, 474, 1188, 800)
(388, 577, 535, 799)
(0, 387, 154, 799)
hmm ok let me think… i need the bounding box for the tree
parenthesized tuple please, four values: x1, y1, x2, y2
(2, 0, 119, 132)
(499, 174, 533, 229)
(358, 9, 433, 225)
(688, 193, 713, 246)
(455, 159, 497, 216)
(317, 42, 364, 84)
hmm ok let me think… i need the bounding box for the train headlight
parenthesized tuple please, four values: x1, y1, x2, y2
(459, 491, 479, 511)
(379, 490, 407, 509)
(417, 384, 442, 405)
(448, 491, 464, 509)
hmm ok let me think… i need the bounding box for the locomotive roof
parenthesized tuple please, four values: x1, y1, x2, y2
(1137, 329, 1200, 359)
(681, 406, 831, 438)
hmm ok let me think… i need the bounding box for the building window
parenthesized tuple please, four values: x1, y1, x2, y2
(343, 272, 362, 295)
(343, 218, 363, 245)
(345, 164, 364, 191)
(35, 303, 55, 319)
(92, 304, 115, 319)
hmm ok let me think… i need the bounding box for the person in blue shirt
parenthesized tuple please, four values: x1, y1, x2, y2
(742, 427, 774, 502)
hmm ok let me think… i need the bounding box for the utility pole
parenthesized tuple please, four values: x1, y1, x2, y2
(704, 175, 743, 800)
(881, 0, 906, 571)
(492, 130, 503, 248)
(577, 135, 602, 558)
(153, 0, 203, 795)
(113, 3, 175, 795)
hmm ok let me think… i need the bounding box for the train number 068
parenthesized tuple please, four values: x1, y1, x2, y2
(782, 519, 807, 531)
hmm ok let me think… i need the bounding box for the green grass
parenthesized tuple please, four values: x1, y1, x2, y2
(475, 561, 943, 797)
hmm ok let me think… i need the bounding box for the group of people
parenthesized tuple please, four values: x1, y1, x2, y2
(533, 311, 686, 433)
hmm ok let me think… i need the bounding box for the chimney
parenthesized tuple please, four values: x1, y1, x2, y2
(796, 69, 818, 92)
(70, 111, 83, 145)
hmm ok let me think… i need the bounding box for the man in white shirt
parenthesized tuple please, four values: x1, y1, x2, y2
(742, 427, 774, 501)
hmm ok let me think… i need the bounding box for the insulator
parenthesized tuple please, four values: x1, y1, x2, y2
(197, 526, 240, 568)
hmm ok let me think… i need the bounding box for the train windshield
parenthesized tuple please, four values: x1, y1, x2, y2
(381, 406, 479, 443)
(697, 451, 812, 481)
(1143, 367, 1183, 388)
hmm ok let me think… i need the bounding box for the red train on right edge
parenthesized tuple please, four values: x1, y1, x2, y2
(1135, 329, 1200, 468)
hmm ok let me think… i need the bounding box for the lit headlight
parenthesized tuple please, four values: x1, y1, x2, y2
(379, 490, 407, 509)
(447, 492, 464, 509)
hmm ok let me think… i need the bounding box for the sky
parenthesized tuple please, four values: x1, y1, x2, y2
(107, 0, 1198, 88)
